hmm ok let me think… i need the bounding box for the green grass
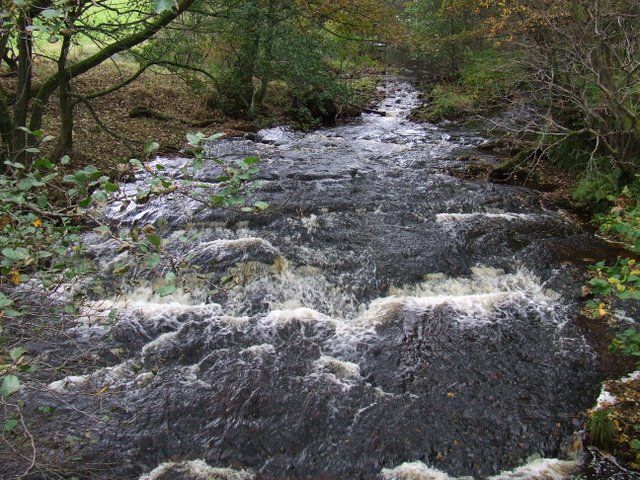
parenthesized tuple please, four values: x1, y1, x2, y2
(30, 0, 146, 60)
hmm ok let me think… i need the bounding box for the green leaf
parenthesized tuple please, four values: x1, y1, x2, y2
(206, 133, 225, 142)
(186, 132, 205, 146)
(103, 182, 119, 193)
(9, 347, 26, 361)
(35, 158, 55, 170)
(41, 8, 63, 19)
(147, 234, 162, 248)
(4, 419, 18, 432)
(157, 284, 176, 297)
(94, 191, 108, 203)
(145, 254, 161, 268)
(243, 156, 260, 165)
(2, 247, 29, 262)
(254, 201, 269, 211)
(143, 141, 160, 156)
(78, 197, 92, 208)
(60, 155, 71, 165)
(17, 178, 34, 191)
(0, 293, 13, 308)
(0, 375, 20, 398)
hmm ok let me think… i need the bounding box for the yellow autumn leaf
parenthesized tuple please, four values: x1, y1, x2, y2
(96, 385, 110, 395)
(10, 270, 20, 286)
(597, 304, 608, 317)
(32, 218, 43, 228)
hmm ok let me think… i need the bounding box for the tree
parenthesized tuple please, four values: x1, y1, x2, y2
(481, 0, 640, 185)
(0, 0, 196, 165)
(141, 0, 401, 119)
(404, 0, 491, 73)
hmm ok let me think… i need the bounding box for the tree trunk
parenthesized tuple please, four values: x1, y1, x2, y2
(52, 34, 73, 160)
(0, 85, 12, 165)
(11, 14, 33, 160)
(28, 0, 197, 133)
(251, 76, 269, 116)
(0, 33, 9, 70)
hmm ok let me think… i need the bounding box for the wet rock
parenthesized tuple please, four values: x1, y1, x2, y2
(581, 447, 640, 479)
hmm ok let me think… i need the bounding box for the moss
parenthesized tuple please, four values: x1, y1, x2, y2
(411, 84, 478, 122)
(590, 377, 640, 469)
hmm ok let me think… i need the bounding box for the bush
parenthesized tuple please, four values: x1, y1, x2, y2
(572, 173, 620, 210)
(460, 49, 522, 99)
(424, 84, 478, 121)
(589, 409, 615, 450)
(595, 186, 640, 252)
(414, 48, 522, 123)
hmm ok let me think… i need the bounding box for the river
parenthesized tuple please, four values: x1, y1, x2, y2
(26, 79, 632, 479)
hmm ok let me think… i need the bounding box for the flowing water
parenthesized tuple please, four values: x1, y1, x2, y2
(24, 80, 624, 479)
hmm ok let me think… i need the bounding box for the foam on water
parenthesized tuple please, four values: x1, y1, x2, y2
(314, 354, 362, 379)
(193, 237, 280, 263)
(139, 460, 255, 480)
(361, 267, 558, 326)
(241, 343, 276, 356)
(223, 264, 557, 327)
(488, 458, 578, 479)
(380, 458, 577, 480)
(48, 360, 136, 392)
(381, 462, 474, 480)
(224, 264, 362, 318)
(436, 213, 549, 223)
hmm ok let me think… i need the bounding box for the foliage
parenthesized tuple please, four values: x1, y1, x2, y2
(426, 84, 477, 120)
(571, 173, 608, 208)
(0, 0, 196, 163)
(595, 189, 640, 253)
(140, 0, 396, 122)
(585, 190, 640, 319)
(404, 0, 640, 189)
(610, 330, 640, 364)
(459, 49, 522, 99)
(0, 130, 265, 425)
(412, 48, 522, 122)
(589, 409, 615, 450)
(404, 0, 491, 73)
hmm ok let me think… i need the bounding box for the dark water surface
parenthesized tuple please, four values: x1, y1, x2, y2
(28, 81, 618, 480)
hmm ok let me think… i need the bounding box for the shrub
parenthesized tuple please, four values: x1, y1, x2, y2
(589, 409, 615, 450)
(572, 173, 621, 210)
(460, 48, 522, 99)
(427, 84, 478, 120)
